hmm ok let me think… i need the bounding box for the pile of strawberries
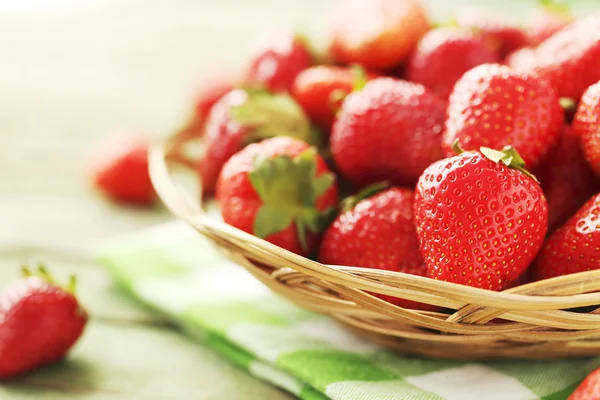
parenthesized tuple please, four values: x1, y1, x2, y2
(93, 0, 600, 306)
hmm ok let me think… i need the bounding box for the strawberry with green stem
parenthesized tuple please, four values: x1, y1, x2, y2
(415, 144, 548, 291)
(331, 77, 447, 187)
(291, 65, 374, 133)
(199, 88, 322, 195)
(319, 183, 437, 310)
(0, 266, 87, 379)
(216, 137, 338, 255)
(443, 63, 563, 168)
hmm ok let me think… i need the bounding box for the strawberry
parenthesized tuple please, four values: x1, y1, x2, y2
(456, 8, 528, 58)
(414, 146, 548, 290)
(0, 266, 87, 379)
(216, 137, 338, 256)
(319, 184, 436, 310)
(443, 63, 563, 168)
(509, 15, 600, 100)
(534, 125, 599, 232)
(91, 136, 155, 206)
(330, 77, 446, 187)
(574, 81, 600, 175)
(291, 65, 376, 132)
(199, 88, 321, 195)
(532, 193, 600, 281)
(527, 0, 574, 46)
(327, 0, 430, 71)
(569, 368, 600, 400)
(192, 72, 236, 122)
(407, 28, 500, 98)
(245, 33, 312, 93)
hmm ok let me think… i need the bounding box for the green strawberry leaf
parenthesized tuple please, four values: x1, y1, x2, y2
(254, 205, 294, 239)
(229, 90, 319, 147)
(341, 181, 390, 212)
(248, 149, 336, 252)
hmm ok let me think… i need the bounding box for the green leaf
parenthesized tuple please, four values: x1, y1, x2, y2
(350, 64, 368, 91)
(229, 91, 321, 147)
(253, 205, 294, 239)
(313, 174, 335, 198)
(480, 146, 540, 183)
(341, 181, 390, 212)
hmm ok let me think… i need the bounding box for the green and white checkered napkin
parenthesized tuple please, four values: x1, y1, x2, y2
(95, 220, 599, 400)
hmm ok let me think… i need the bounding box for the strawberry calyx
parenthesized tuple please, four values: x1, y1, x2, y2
(229, 89, 322, 148)
(479, 146, 540, 183)
(249, 148, 336, 251)
(21, 264, 77, 294)
(341, 181, 390, 212)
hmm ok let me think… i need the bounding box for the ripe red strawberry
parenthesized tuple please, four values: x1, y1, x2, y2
(327, 0, 430, 71)
(534, 125, 599, 232)
(414, 146, 548, 290)
(199, 89, 320, 195)
(574, 81, 600, 175)
(291, 66, 377, 132)
(91, 136, 155, 206)
(532, 193, 600, 281)
(216, 137, 338, 256)
(0, 267, 87, 379)
(319, 184, 436, 310)
(245, 33, 313, 93)
(443, 63, 563, 168)
(527, 0, 574, 46)
(330, 77, 446, 187)
(456, 8, 528, 58)
(509, 15, 600, 100)
(192, 72, 236, 122)
(407, 28, 500, 98)
(569, 368, 600, 400)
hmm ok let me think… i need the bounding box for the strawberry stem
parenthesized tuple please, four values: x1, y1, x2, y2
(341, 182, 390, 212)
(480, 146, 540, 183)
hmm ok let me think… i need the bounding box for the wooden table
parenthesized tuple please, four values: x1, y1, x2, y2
(0, 0, 597, 398)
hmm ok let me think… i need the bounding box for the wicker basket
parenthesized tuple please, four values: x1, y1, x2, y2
(149, 133, 600, 360)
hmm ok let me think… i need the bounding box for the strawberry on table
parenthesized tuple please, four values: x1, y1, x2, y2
(327, 0, 430, 71)
(330, 77, 446, 187)
(199, 88, 321, 195)
(319, 184, 436, 310)
(216, 137, 338, 256)
(91, 136, 155, 206)
(569, 368, 600, 400)
(534, 125, 599, 232)
(574, 81, 600, 175)
(414, 145, 548, 290)
(509, 15, 600, 100)
(0, 266, 87, 380)
(527, 0, 574, 46)
(244, 33, 313, 93)
(443, 63, 563, 168)
(532, 193, 600, 281)
(456, 8, 528, 58)
(291, 65, 375, 133)
(407, 28, 500, 98)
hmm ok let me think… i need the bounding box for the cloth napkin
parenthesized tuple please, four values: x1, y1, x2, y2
(94, 220, 599, 400)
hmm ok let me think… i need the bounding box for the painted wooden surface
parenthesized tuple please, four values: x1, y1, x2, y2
(0, 0, 598, 398)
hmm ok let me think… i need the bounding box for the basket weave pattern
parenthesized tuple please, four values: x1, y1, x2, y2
(149, 136, 600, 360)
